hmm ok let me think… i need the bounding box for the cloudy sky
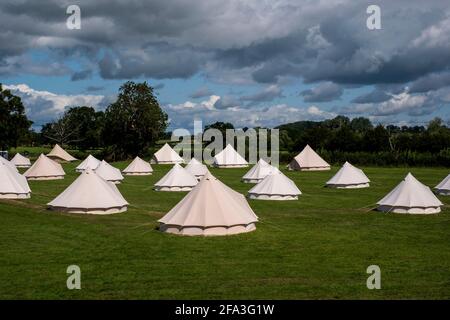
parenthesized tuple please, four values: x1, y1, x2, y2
(1, 0, 449, 130)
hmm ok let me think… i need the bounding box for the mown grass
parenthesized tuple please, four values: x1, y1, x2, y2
(0, 159, 449, 299)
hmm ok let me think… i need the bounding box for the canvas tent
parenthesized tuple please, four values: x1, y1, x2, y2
(0, 155, 19, 173)
(47, 144, 77, 162)
(154, 163, 198, 191)
(242, 158, 274, 183)
(248, 168, 301, 200)
(47, 168, 128, 214)
(10, 153, 31, 168)
(152, 143, 184, 164)
(435, 174, 450, 195)
(95, 160, 124, 184)
(377, 173, 443, 214)
(0, 160, 31, 199)
(185, 158, 208, 179)
(288, 145, 330, 171)
(76, 154, 101, 172)
(326, 162, 370, 188)
(23, 154, 65, 180)
(122, 156, 153, 175)
(213, 144, 248, 168)
(159, 172, 258, 236)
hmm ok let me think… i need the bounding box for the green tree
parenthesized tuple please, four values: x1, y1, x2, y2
(204, 121, 235, 145)
(204, 121, 235, 134)
(326, 126, 359, 152)
(425, 117, 450, 152)
(427, 117, 444, 133)
(323, 115, 350, 130)
(103, 81, 168, 159)
(363, 125, 390, 152)
(350, 117, 373, 132)
(64, 106, 105, 150)
(0, 84, 32, 150)
(40, 111, 84, 147)
(17, 128, 40, 147)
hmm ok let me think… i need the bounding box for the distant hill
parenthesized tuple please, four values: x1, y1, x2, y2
(275, 120, 321, 135)
(276, 120, 321, 130)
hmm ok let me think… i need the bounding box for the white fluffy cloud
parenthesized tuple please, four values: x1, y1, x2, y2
(373, 91, 428, 116)
(163, 95, 336, 129)
(4, 84, 106, 126)
(165, 95, 220, 111)
(342, 89, 442, 118)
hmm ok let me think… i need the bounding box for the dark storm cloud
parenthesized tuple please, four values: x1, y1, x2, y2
(300, 82, 342, 102)
(212, 1, 450, 87)
(409, 72, 450, 93)
(0, 55, 70, 77)
(251, 60, 303, 84)
(98, 43, 206, 79)
(1, 0, 66, 22)
(0, 33, 31, 60)
(214, 31, 308, 69)
(1, 0, 450, 112)
(305, 46, 450, 85)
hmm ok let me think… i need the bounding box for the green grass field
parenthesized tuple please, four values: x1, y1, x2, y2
(0, 160, 449, 299)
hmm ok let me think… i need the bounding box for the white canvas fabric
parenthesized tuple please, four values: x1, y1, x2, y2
(23, 154, 65, 180)
(47, 144, 77, 162)
(154, 163, 198, 191)
(76, 154, 101, 172)
(213, 144, 248, 168)
(185, 158, 208, 179)
(377, 173, 443, 214)
(122, 156, 153, 175)
(0, 155, 19, 173)
(0, 161, 31, 199)
(10, 153, 31, 168)
(159, 172, 258, 236)
(152, 143, 184, 164)
(435, 174, 450, 195)
(248, 169, 301, 200)
(95, 160, 124, 184)
(242, 159, 274, 183)
(326, 162, 370, 188)
(288, 145, 330, 171)
(47, 168, 128, 214)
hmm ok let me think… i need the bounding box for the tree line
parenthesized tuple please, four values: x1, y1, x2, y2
(276, 116, 450, 166)
(277, 115, 450, 154)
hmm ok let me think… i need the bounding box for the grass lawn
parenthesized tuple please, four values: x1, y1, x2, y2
(0, 161, 449, 299)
